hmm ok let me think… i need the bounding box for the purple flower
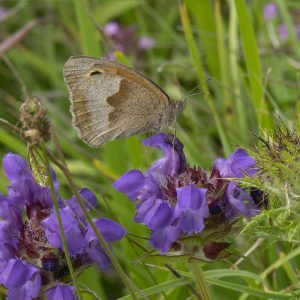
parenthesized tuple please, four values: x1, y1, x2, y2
(84, 218, 126, 270)
(142, 199, 174, 230)
(225, 182, 259, 219)
(264, 3, 278, 20)
(0, 259, 41, 300)
(175, 185, 209, 233)
(45, 284, 77, 300)
(143, 133, 187, 177)
(104, 21, 136, 54)
(114, 133, 260, 254)
(214, 148, 257, 178)
(103, 21, 155, 60)
(0, 153, 126, 298)
(114, 169, 162, 201)
(150, 221, 183, 254)
(104, 22, 120, 37)
(278, 24, 289, 40)
(42, 206, 85, 256)
(138, 37, 155, 50)
(277, 24, 300, 40)
(0, 7, 8, 22)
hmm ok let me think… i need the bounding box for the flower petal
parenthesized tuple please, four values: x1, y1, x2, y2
(45, 284, 77, 300)
(2, 153, 32, 184)
(143, 133, 186, 176)
(143, 200, 174, 230)
(180, 211, 206, 233)
(176, 185, 207, 212)
(214, 148, 256, 178)
(113, 170, 147, 200)
(0, 259, 39, 289)
(42, 207, 84, 256)
(86, 240, 111, 271)
(150, 221, 182, 253)
(85, 218, 126, 243)
(225, 182, 259, 218)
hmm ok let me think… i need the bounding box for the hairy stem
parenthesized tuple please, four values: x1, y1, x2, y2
(190, 261, 211, 300)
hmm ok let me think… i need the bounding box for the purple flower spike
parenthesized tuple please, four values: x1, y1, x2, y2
(214, 148, 256, 178)
(143, 133, 186, 177)
(114, 133, 260, 254)
(45, 284, 77, 300)
(0, 153, 127, 297)
(176, 185, 208, 233)
(264, 3, 278, 20)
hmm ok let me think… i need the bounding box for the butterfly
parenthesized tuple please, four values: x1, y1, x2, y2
(63, 56, 185, 147)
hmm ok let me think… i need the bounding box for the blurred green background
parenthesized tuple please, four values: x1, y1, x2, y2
(0, 0, 300, 299)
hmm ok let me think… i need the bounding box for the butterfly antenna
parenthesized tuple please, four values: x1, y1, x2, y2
(2, 54, 29, 99)
(185, 83, 201, 96)
(182, 78, 211, 101)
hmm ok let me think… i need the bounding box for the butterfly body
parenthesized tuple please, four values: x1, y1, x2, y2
(63, 56, 185, 147)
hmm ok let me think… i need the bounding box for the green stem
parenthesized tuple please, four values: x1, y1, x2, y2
(42, 148, 83, 300)
(179, 1, 232, 156)
(190, 262, 211, 300)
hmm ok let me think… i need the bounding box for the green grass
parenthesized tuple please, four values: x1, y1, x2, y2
(0, 0, 300, 299)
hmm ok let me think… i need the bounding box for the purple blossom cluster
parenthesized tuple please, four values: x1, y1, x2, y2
(104, 22, 155, 60)
(114, 133, 259, 254)
(264, 2, 300, 40)
(0, 153, 126, 300)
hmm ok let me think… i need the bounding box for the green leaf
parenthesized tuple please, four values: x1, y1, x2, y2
(73, 0, 102, 56)
(235, 0, 272, 131)
(117, 278, 192, 300)
(207, 278, 292, 299)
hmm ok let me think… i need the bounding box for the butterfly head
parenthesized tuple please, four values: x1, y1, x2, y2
(165, 99, 186, 127)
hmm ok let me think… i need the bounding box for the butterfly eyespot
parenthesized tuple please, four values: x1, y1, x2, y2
(90, 70, 103, 76)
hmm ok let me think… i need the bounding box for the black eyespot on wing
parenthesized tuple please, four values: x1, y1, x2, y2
(90, 70, 103, 76)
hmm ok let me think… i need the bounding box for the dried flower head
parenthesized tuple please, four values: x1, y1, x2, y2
(19, 97, 51, 147)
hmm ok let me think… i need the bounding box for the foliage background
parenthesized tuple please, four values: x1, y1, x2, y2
(0, 0, 299, 299)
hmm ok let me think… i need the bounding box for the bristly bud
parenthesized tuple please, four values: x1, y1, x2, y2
(240, 125, 300, 244)
(20, 97, 50, 147)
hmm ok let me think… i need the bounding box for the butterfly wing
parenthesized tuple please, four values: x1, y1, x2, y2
(63, 56, 172, 147)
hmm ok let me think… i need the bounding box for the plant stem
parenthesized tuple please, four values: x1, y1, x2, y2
(42, 147, 83, 300)
(190, 262, 211, 300)
(47, 131, 139, 300)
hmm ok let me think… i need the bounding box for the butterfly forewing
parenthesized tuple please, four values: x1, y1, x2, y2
(63, 56, 175, 147)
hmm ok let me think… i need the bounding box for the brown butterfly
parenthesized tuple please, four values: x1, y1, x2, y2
(63, 56, 185, 147)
